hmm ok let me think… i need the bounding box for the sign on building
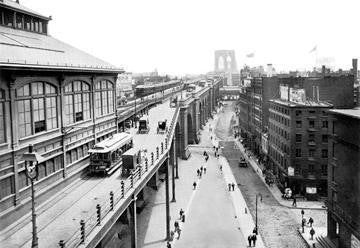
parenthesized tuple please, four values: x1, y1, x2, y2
(290, 88, 306, 103)
(288, 166, 294, 176)
(306, 187, 317, 194)
(280, 85, 289, 100)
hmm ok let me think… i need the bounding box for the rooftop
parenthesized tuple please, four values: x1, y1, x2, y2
(0, 26, 123, 72)
(270, 98, 333, 108)
(329, 107, 360, 120)
(0, 0, 50, 20)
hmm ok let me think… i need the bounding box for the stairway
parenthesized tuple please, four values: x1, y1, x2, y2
(316, 235, 337, 248)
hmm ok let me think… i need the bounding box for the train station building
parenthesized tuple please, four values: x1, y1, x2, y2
(0, 0, 123, 228)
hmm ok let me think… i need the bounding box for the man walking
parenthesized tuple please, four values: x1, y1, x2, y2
(179, 209, 184, 219)
(204, 165, 207, 174)
(232, 182, 235, 191)
(308, 217, 314, 227)
(310, 227, 315, 240)
(197, 169, 200, 177)
(252, 234, 257, 247)
(228, 183, 231, 191)
(292, 197, 297, 207)
(193, 181, 197, 190)
(247, 234, 252, 247)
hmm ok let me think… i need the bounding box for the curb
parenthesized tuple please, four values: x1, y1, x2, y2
(232, 139, 327, 211)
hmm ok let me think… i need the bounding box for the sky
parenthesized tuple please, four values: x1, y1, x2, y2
(23, 0, 360, 75)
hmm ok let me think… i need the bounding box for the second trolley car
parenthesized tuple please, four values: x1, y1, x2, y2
(88, 132, 133, 175)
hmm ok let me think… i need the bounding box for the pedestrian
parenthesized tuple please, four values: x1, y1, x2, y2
(220, 165, 222, 171)
(179, 208, 184, 219)
(310, 227, 315, 240)
(203, 151, 207, 156)
(199, 170, 202, 178)
(232, 182, 235, 191)
(247, 234, 252, 247)
(292, 197, 297, 207)
(167, 241, 172, 248)
(228, 183, 231, 191)
(252, 234, 257, 246)
(197, 169, 200, 177)
(177, 228, 181, 239)
(193, 181, 197, 190)
(174, 221, 179, 231)
(308, 217, 314, 227)
(200, 166, 203, 173)
(205, 155, 209, 162)
(204, 165, 207, 174)
(182, 213, 185, 222)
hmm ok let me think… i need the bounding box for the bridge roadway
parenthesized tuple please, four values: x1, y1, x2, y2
(0, 97, 179, 248)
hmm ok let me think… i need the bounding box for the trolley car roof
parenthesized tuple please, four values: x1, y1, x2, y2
(88, 133, 132, 154)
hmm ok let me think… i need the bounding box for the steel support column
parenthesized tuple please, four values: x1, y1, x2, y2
(165, 154, 170, 240)
(171, 141, 176, 202)
(174, 136, 179, 179)
(128, 196, 137, 248)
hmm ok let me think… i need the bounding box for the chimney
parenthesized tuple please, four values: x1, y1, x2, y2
(316, 86, 320, 102)
(353, 58, 358, 84)
(312, 85, 316, 101)
(322, 65, 326, 76)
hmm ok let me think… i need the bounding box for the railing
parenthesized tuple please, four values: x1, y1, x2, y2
(61, 106, 180, 248)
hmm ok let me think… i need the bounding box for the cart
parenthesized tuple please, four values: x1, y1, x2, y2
(138, 117, 150, 134)
(157, 119, 168, 134)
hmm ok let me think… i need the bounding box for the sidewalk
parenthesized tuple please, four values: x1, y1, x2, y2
(233, 138, 326, 211)
(210, 113, 265, 248)
(121, 113, 248, 248)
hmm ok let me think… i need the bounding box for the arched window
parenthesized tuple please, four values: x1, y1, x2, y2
(64, 81, 91, 125)
(95, 80, 114, 117)
(17, 82, 57, 138)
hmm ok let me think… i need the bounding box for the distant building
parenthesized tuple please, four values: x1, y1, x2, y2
(268, 96, 333, 198)
(327, 107, 360, 248)
(214, 50, 240, 86)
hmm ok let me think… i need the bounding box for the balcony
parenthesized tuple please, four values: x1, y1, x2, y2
(307, 127, 317, 132)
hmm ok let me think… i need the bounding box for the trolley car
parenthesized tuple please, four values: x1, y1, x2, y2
(88, 132, 133, 175)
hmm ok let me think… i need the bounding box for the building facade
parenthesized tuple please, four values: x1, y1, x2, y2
(0, 1, 123, 228)
(268, 98, 332, 198)
(327, 108, 360, 248)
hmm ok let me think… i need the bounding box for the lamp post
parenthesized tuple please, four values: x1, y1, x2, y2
(133, 96, 137, 128)
(255, 193, 262, 235)
(23, 144, 45, 248)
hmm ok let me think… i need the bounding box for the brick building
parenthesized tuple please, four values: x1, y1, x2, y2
(327, 108, 360, 248)
(268, 97, 332, 198)
(0, 0, 123, 228)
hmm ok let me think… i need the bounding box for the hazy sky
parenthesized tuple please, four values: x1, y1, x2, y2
(24, 0, 360, 75)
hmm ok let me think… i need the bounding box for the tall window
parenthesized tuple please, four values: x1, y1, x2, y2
(95, 80, 114, 117)
(0, 90, 6, 143)
(17, 82, 58, 138)
(309, 149, 315, 158)
(64, 81, 91, 125)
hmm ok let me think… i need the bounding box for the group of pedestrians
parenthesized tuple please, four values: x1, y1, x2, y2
(247, 233, 257, 247)
(228, 182, 236, 191)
